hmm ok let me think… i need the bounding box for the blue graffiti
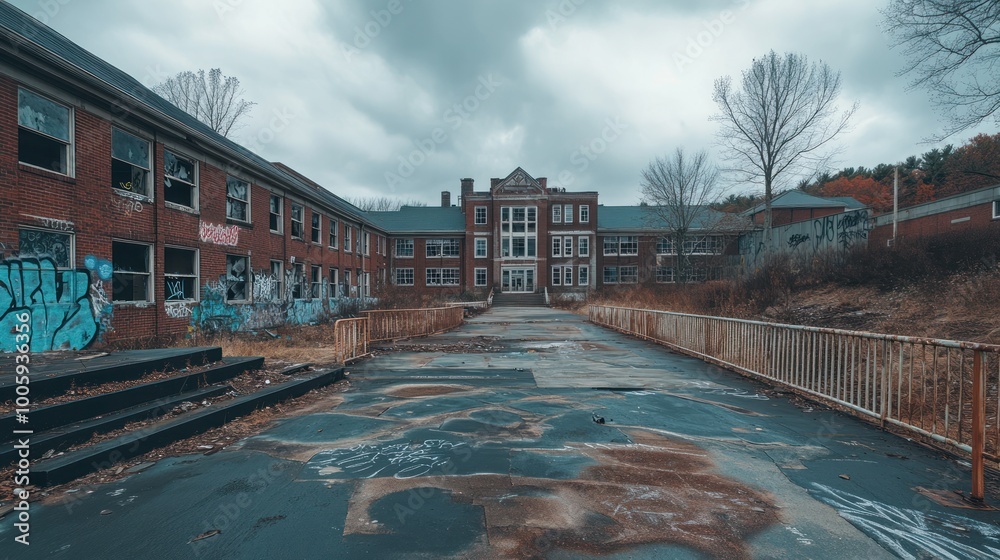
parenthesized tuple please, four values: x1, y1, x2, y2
(0, 257, 100, 352)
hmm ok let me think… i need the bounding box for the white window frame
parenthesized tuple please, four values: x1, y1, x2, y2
(112, 240, 153, 304)
(426, 267, 460, 286)
(311, 264, 322, 298)
(993, 200, 1000, 219)
(290, 204, 304, 239)
(395, 238, 414, 258)
(552, 204, 562, 223)
(426, 239, 460, 257)
(395, 268, 415, 286)
(656, 266, 675, 284)
(328, 267, 339, 297)
(474, 238, 488, 258)
(620, 265, 639, 284)
(474, 267, 487, 287)
(164, 245, 199, 303)
(269, 194, 283, 234)
(551, 266, 562, 286)
(620, 236, 639, 256)
(17, 87, 75, 177)
(224, 254, 251, 303)
(364, 232, 371, 255)
(18, 227, 75, 269)
(112, 127, 152, 200)
(563, 204, 573, 224)
(656, 237, 674, 255)
(329, 219, 339, 248)
(344, 226, 353, 253)
(163, 149, 198, 211)
(225, 175, 250, 223)
(474, 206, 488, 225)
(579, 205, 590, 223)
(551, 236, 562, 257)
(292, 262, 306, 299)
(563, 237, 573, 257)
(603, 266, 618, 284)
(564, 266, 572, 286)
(311, 211, 322, 244)
(578, 265, 589, 286)
(603, 236, 619, 256)
(578, 236, 589, 257)
(270, 260, 284, 301)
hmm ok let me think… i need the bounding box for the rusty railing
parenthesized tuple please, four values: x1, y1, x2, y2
(362, 306, 464, 343)
(333, 317, 369, 363)
(589, 305, 1000, 501)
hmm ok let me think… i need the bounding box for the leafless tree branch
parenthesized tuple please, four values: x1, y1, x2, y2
(153, 68, 256, 138)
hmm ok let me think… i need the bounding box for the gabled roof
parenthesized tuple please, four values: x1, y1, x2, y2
(742, 190, 853, 215)
(0, 3, 370, 226)
(598, 206, 748, 232)
(825, 196, 867, 210)
(366, 206, 466, 234)
(493, 167, 545, 195)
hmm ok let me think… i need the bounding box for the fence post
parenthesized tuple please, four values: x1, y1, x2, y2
(971, 350, 985, 503)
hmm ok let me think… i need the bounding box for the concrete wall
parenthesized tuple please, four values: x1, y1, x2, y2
(739, 209, 872, 269)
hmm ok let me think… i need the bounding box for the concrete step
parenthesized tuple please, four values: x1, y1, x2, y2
(32, 367, 346, 486)
(0, 357, 264, 437)
(492, 293, 547, 307)
(0, 385, 231, 467)
(0, 347, 223, 402)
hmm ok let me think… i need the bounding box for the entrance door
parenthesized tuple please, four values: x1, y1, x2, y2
(502, 268, 535, 293)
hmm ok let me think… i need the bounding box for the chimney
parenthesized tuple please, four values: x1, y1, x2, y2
(491, 178, 501, 189)
(461, 178, 474, 198)
(538, 177, 547, 190)
(441, 191, 451, 207)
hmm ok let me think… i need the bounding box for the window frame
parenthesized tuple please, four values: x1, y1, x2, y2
(474, 267, 487, 287)
(579, 205, 590, 223)
(290, 204, 304, 240)
(619, 236, 639, 256)
(551, 236, 562, 257)
(425, 238, 460, 258)
(620, 265, 639, 284)
(163, 245, 199, 303)
(364, 232, 371, 256)
(603, 266, 618, 284)
(17, 87, 75, 177)
(17, 226, 74, 269)
(578, 236, 590, 257)
(328, 267, 339, 297)
(563, 237, 573, 257)
(225, 175, 251, 223)
(656, 266, 675, 284)
(552, 204, 562, 223)
(578, 265, 589, 286)
(993, 200, 1000, 219)
(551, 266, 562, 286)
(344, 226, 353, 253)
(111, 127, 152, 199)
(311, 211, 322, 244)
(603, 236, 619, 256)
(329, 219, 339, 248)
(425, 267, 460, 286)
(474, 238, 488, 258)
(395, 267, 415, 286)
(224, 254, 251, 303)
(269, 194, 283, 234)
(563, 204, 573, 224)
(163, 148, 198, 211)
(112, 240, 153, 304)
(564, 266, 573, 286)
(270, 260, 284, 302)
(395, 238, 414, 258)
(474, 206, 488, 225)
(291, 262, 305, 299)
(311, 265, 322, 298)
(656, 237, 674, 255)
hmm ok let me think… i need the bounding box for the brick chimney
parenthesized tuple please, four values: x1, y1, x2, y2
(538, 177, 547, 190)
(441, 191, 451, 207)
(461, 178, 474, 198)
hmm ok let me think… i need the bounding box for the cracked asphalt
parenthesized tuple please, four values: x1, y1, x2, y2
(3, 306, 999, 559)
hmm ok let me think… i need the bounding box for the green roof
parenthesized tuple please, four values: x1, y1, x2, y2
(597, 206, 743, 232)
(366, 206, 467, 233)
(743, 190, 856, 215)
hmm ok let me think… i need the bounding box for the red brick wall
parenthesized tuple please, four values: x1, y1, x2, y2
(869, 202, 998, 246)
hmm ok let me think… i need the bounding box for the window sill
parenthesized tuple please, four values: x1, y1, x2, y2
(270, 229, 284, 236)
(226, 219, 252, 228)
(18, 163, 76, 184)
(165, 202, 198, 215)
(113, 189, 152, 203)
(113, 301, 154, 307)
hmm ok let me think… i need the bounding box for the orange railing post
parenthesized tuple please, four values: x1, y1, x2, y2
(972, 350, 985, 502)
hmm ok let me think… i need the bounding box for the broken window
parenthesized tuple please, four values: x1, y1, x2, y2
(270, 260, 284, 301)
(226, 176, 249, 222)
(269, 195, 283, 233)
(311, 211, 322, 244)
(291, 263, 305, 299)
(291, 204, 304, 239)
(18, 228, 72, 268)
(329, 268, 339, 297)
(164, 246, 198, 301)
(225, 254, 249, 302)
(620, 266, 639, 283)
(395, 268, 414, 286)
(18, 88, 71, 175)
(329, 219, 339, 248)
(112, 128, 150, 197)
(311, 265, 322, 298)
(475, 268, 487, 287)
(112, 241, 151, 302)
(164, 150, 197, 208)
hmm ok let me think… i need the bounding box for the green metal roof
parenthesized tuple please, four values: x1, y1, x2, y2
(743, 190, 857, 215)
(597, 206, 743, 232)
(366, 206, 467, 233)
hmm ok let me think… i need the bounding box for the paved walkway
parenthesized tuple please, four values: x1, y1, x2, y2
(4, 307, 999, 559)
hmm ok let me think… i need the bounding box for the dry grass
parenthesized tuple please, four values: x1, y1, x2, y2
(183, 322, 346, 365)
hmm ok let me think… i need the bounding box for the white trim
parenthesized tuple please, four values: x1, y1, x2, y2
(111, 238, 155, 305)
(162, 147, 199, 212)
(16, 86, 76, 178)
(163, 245, 200, 303)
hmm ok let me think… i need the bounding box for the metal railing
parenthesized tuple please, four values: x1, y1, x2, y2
(362, 306, 464, 343)
(589, 305, 1000, 501)
(333, 317, 369, 363)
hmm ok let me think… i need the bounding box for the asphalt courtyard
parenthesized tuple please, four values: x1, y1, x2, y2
(3, 306, 1000, 559)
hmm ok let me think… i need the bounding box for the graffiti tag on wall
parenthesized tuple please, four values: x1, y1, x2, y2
(22, 214, 74, 232)
(739, 209, 872, 269)
(199, 222, 240, 247)
(0, 257, 102, 352)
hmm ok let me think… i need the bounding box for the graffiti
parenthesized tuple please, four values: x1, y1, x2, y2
(810, 483, 1000, 560)
(83, 255, 114, 335)
(22, 214, 74, 232)
(252, 270, 277, 301)
(0, 256, 101, 352)
(18, 229, 72, 267)
(307, 440, 470, 480)
(166, 280, 187, 301)
(199, 222, 240, 247)
(111, 196, 144, 217)
(165, 304, 192, 319)
(787, 234, 810, 249)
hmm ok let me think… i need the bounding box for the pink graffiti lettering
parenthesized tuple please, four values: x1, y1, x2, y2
(199, 222, 240, 247)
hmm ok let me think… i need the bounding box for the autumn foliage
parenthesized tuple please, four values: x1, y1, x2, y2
(818, 176, 892, 212)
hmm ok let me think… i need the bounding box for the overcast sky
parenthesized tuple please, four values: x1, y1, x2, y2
(9, 0, 996, 206)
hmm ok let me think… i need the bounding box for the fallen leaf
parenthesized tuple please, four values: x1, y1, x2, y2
(190, 529, 221, 543)
(839, 474, 851, 480)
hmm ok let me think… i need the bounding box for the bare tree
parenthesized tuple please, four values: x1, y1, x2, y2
(712, 50, 857, 248)
(153, 68, 255, 138)
(349, 196, 428, 212)
(641, 149, 723, 283)
(883, 0, 1000, 139)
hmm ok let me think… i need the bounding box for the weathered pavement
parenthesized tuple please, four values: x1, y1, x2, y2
(4, 306, 1000, 559)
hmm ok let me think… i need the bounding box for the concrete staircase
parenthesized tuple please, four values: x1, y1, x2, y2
(491, 292, 547, 307)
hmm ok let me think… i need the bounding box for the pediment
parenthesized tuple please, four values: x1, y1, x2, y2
(493, 167, 545, 195)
